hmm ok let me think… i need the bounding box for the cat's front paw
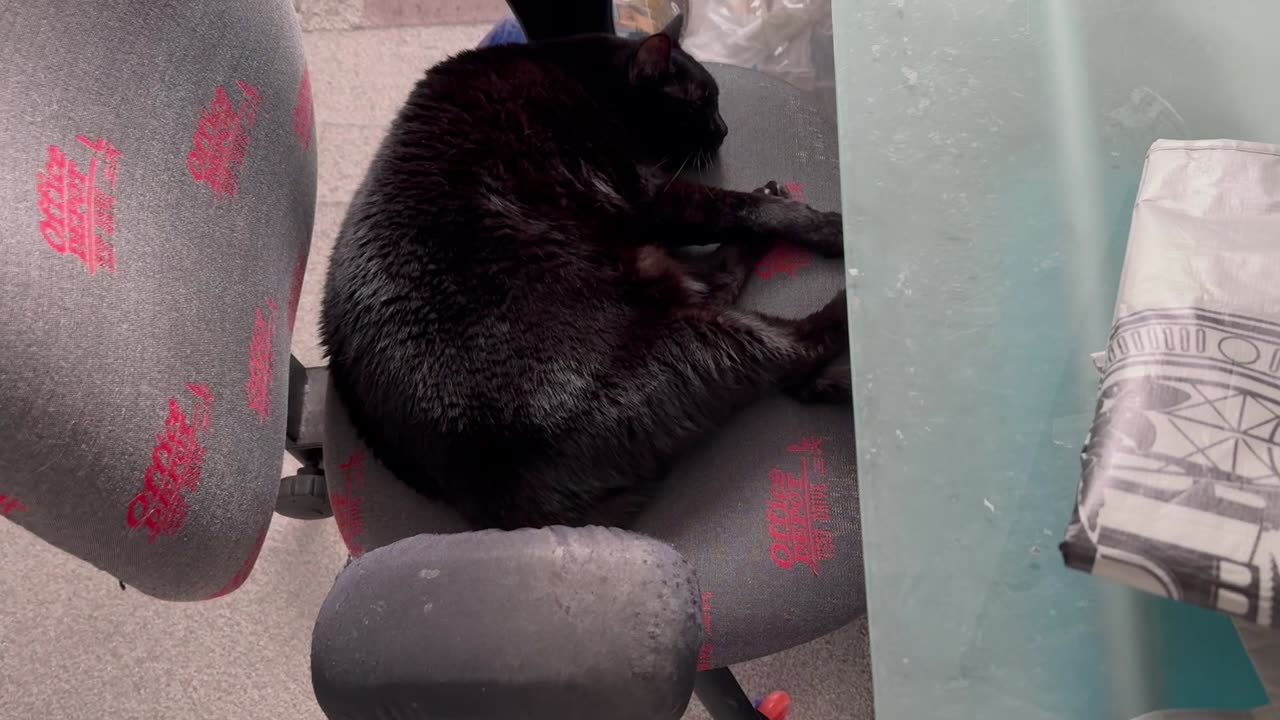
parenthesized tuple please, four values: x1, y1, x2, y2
(804, 210, 844, 259)
(754, 181, 843, 258)
(753, 180, 787, 198)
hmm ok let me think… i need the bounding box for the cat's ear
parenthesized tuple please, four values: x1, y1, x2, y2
(661, 12, 685, 43)
(630, 32, 673, 84)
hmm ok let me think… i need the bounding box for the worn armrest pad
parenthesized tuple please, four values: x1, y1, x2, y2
(311, 526, 702, 720)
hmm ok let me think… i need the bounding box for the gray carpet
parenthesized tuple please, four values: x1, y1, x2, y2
(0, 13, 871, 720)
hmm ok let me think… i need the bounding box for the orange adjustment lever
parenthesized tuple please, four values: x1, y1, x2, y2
(757, 691, 791, 720)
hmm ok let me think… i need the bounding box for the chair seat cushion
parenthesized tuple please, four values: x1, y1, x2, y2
(322, 64, 863, 666)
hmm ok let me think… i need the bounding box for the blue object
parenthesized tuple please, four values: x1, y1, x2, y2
(478, 17, 526, 48)
(1159, 600, 1266, 711)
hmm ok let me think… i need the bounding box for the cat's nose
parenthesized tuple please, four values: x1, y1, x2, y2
(713, 114, 728, 141)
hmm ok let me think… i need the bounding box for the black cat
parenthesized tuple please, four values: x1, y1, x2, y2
(320, 16, 849, 530)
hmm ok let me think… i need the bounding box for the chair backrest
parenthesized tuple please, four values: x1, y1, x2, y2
(0, 0, 315, 600)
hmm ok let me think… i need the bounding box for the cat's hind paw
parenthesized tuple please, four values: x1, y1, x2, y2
(786, 363, 852, 405)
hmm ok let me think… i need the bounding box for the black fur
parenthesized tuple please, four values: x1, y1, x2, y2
(320, 20, 849, 530)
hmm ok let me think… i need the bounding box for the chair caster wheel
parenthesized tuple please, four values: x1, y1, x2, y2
(756, 691, 791, 720)
(276, 466, 332, 519)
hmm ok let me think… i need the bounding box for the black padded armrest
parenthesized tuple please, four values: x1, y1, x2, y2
(311, 527, 702, 720)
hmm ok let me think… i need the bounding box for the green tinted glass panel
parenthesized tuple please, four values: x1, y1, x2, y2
(834, 2, 1279, 717)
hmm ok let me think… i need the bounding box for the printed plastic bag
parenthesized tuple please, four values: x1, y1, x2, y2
(1062, 139, 1280, 627)
(615, 0, 684, 38)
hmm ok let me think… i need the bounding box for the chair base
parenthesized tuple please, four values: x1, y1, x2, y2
(279, 356, 333, 519)
(695, 668, 769, 720)
(276, 467, 331, 519)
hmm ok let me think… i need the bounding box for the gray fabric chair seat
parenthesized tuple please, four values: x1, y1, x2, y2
(320, 64, 863, 669)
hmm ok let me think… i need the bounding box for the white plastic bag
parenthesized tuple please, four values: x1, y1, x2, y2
(682, 0, 831, 90)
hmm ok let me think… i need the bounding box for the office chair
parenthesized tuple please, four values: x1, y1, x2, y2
(0, 1, 861, 718)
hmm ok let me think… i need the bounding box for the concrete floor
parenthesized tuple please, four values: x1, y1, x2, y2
(0, 8, 871, 720)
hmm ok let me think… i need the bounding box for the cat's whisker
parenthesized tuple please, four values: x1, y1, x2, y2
(662, 152, 694, 193)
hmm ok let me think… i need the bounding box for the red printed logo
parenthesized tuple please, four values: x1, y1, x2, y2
(246, 298, 278, 423)
(783, 181, 807, 204)
(293, 67, 314, 150)
(36, 135, 123, 275)
(188, 81, 261, 199)
(207, 525, 269, 599)
(127, 384, 214, 542)
(755, 244, 811, 281)
(697, 591, 715, 671)
(0, 495, 28, 517)
(767, 437, 835, 575)
(332, 452, 368, 557)
(286, 252, 306, 332)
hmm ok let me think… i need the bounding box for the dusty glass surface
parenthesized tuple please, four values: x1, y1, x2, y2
(834, 2, 1280, 717)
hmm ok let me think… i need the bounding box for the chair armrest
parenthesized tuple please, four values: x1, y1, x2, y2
(311, 526, 702, 720)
